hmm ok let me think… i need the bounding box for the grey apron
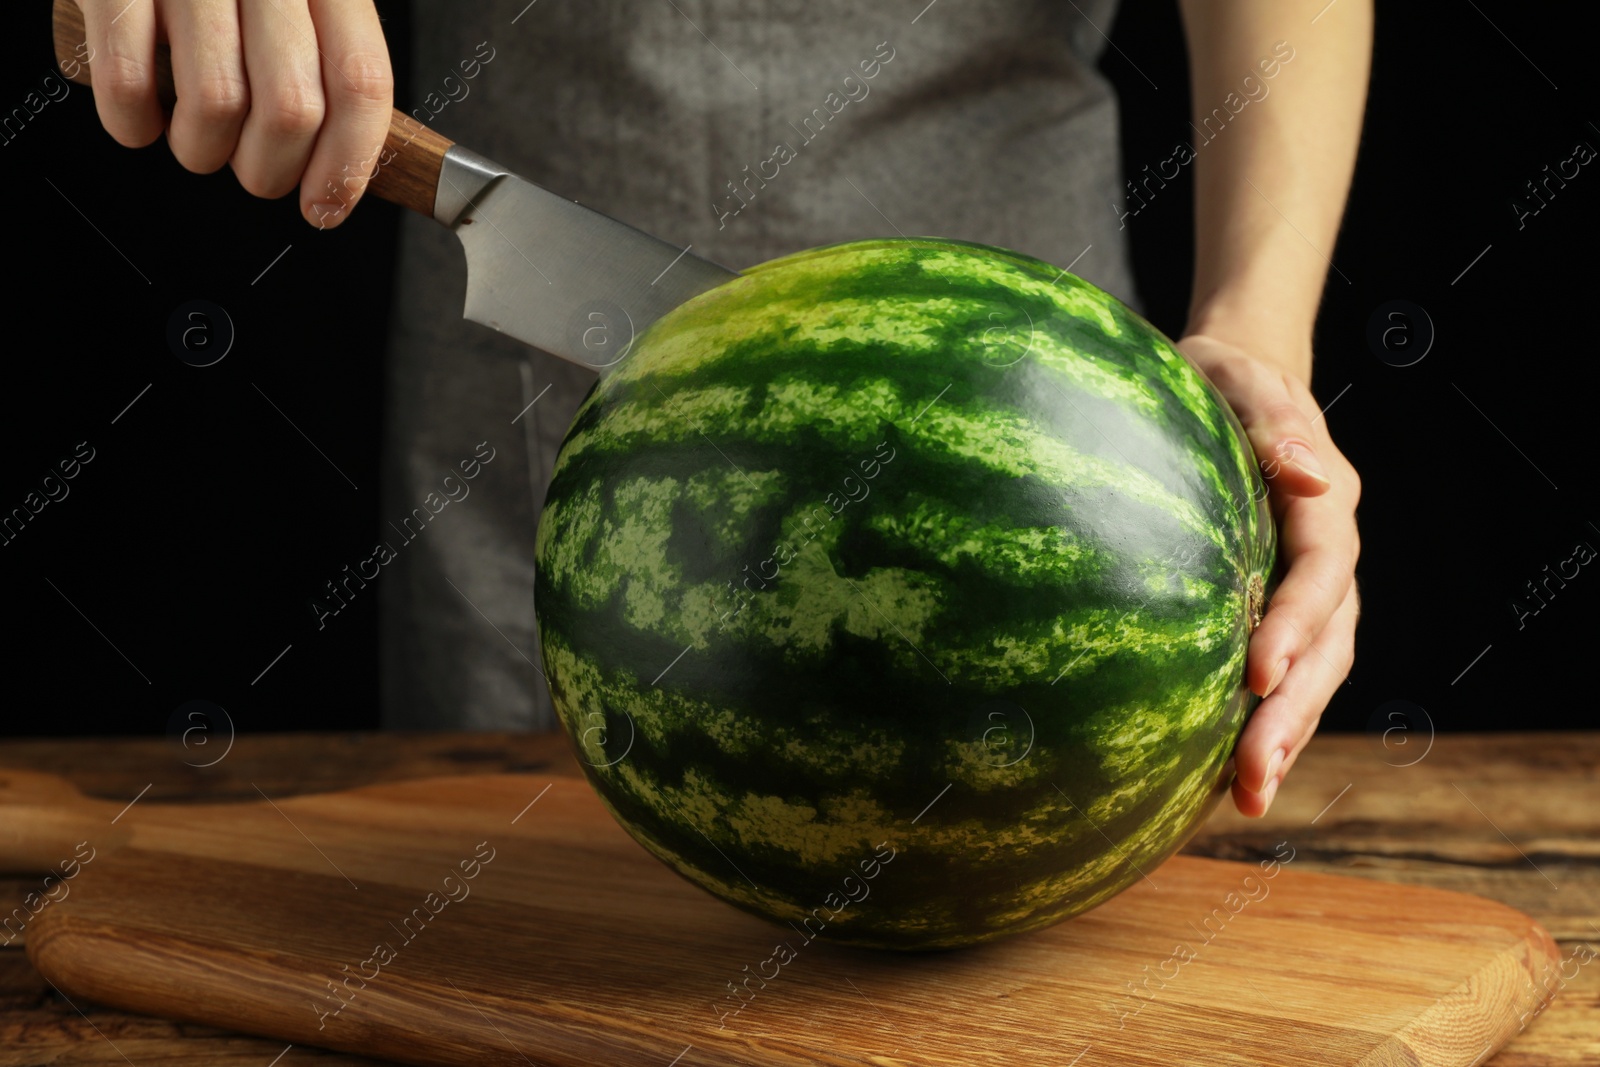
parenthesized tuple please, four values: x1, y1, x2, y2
(380, 0, 1133, 730)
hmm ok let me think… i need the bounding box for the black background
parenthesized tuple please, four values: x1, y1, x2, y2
(1, 1, 1594, 741)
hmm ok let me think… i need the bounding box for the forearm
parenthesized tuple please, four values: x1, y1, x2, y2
(1176, 0, 1373, 381)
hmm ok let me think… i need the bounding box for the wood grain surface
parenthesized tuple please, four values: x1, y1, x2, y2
(0, 732, 1593, 1067)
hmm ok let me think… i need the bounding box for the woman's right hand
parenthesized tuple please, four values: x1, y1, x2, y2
(78, 0, 392, 228)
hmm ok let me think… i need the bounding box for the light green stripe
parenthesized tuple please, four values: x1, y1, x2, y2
(557, 375, 1227, 555)
(867, 494, 1097, 584)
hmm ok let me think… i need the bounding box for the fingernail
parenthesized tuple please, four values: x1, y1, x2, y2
(1263, 657, 1289, 698)
(1284, 440, 1331, 484)
(1263, 746, 1286, 790)
(1261, 774, 1280, 812)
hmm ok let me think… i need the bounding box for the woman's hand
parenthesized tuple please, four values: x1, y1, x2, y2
(1177, 333, 1361, 818)
(78, 0, 392, 228)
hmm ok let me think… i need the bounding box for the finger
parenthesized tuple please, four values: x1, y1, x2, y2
(1273, 578, 1359, 787)
(232, 1, 325, 198)
(300, 0, 393, 229)
(1205, 357, 1335, 499)
(163, 0, 249, 173)
(1245, 493, 1358, 698)
(1231, 581, 1358, 817)
(80, 0, 164, 147)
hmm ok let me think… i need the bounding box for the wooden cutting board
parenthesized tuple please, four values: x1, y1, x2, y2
(0, 767, 1557, 1067)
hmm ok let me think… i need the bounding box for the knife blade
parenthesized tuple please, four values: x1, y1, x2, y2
(51, 0, 739, 373)
(433, 146, 738, 371)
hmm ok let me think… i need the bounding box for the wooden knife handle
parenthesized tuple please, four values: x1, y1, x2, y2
(51, 0, 454, 219)
(0, 769, 129, 875)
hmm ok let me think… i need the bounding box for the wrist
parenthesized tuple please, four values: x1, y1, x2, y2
(1182, 300, 1314, 384)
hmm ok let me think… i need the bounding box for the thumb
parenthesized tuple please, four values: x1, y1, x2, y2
(1184, 341, 1333, 499)
(1250, 406, 1332, 499)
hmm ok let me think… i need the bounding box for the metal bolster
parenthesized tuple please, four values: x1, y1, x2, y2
(433, 145, 512, 227)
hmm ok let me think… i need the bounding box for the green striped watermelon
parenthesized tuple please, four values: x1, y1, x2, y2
(534, 237, 1275, 951)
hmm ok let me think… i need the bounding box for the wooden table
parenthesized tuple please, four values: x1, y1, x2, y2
(1, 731, 1594, 1066)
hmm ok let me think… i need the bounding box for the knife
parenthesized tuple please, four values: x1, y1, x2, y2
(51, 0, 739, 372)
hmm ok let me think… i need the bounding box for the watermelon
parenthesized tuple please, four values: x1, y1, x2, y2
(533, 237, 1275, 951)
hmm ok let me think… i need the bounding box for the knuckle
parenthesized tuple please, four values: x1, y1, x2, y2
(1265, 401, 1311, 434)
(1202, 357, 1240, 388)
(96, 51, 153, 108)
(1267, 598, 1344, 646)
(192, 71, 250, 124)
(1202, 353, 1257, 393)
(331, 52, 394, 106)
(1307, 563, 1347, 605)
(1265, 608, 1314, 654)
(261, 82, 326, 139)
(1296, 544, 1340, 581)
(1280, 369, 1317, 403)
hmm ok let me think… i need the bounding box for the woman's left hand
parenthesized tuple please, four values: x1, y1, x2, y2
(1176, 333, 1362, 817)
